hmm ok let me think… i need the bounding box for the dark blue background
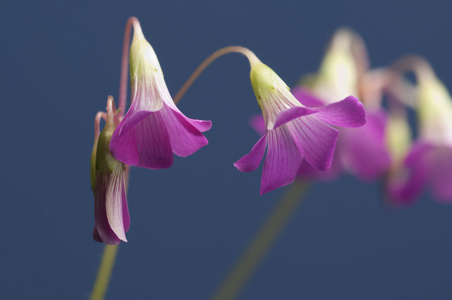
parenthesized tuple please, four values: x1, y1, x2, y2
(1, 1, 452, 299)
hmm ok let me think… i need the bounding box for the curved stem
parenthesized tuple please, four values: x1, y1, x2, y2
(360, 68, 417, 109)
(94, 112, 107, 140)
(391, 55, 436, 83)
(211, 181, 309, 300)
(173, 46, 260, 104)
(118, 17, 141, 117)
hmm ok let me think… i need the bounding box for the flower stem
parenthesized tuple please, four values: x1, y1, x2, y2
(90, 244, 119, 300)
(210, 181, 309, 300)
(118, 17, 141, 117)
(94, 112, 106, 140)
(173, 46, 260, 104)
(391, 55, 436, 82)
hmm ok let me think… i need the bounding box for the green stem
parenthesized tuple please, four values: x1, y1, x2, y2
(90, 244, 119, 300)
(211, 180, 309, 300)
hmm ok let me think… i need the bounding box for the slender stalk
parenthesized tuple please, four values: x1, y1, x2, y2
(173, 46, 260, 104)
(118, 17, 141, 117)
(94, 112, 106, 139)
(391, 55, 436, 82)
(90, 245, 119, 300)
(211, 181, 309, 300)
(90, 18, 141, 300)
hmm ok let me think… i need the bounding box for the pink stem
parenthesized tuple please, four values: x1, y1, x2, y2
(173, 46, 260, 104)
(118, 17, 141, 117)
(94, 112, 107, 140)
(391, 55, 436, 82)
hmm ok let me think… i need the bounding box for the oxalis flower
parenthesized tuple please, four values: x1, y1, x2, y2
(91, 97, 130, 244)
(388, 74, 452, 203)
(298, 28, 391, 182)
(234, 61, 366, 194)
(110, 25, 212, 169)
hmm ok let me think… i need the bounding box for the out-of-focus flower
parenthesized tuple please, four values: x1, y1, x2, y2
(303, 28, 359, 103)
(383, 108, 412, 205)
(92, 97, 130, 244)
(110, 24, 212, 169)
(339, 110, 391, 180)
(298, 29, 391, 181)
(389, 74, 452, 203)
(234, 61, 366, 195)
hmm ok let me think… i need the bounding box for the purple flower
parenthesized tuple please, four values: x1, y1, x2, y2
(339, 109, 391, 180)
(92, 97, 130, 244)
(250, 87, 388, 183)
(388, 76, 452, 204)
(110, 26, 211, 169)
(294, 87, 391, 182)
(234, 63, 366, 194)
(292, 29, 391, 182)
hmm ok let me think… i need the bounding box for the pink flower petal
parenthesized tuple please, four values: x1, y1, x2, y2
(94, 171, 128, 245)
(250, 114, 266, 136)
(188, 119, 212, 132)
(111, 111, 174, 169)
(160, 104, 209, 157)
(273, 106, 316, 130)
(288, 116, 339, 170)
(292, 87, 325, 107)
(296, 148, 343, 181)
(92, 227, 103, 243)
(234, 134, 268, 172)
(340, 111, 391, 180)
(260, 127, 303, 194)
(427, 146, 452, 202)
(105, 167, 129, 242)
(314, 96, 366, 128)
(133, 76, 164, 112)
(387, 142, 431, 204)
(162, 97, 212, 132)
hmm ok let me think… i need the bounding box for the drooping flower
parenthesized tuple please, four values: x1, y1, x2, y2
(297, 29, 391, 181)
(234, 61, 366, 194)
(302, 28, 359, 104)
(388, 74, 452, 203)
(247, 28, 391, 183)
(110, 24, 212, 169)
(92, 97, 130, 244)
(338, 109, 391, 180)
(383, 108, 412, 205)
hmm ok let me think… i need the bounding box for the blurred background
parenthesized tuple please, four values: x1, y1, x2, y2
(1, 0, 452, 299)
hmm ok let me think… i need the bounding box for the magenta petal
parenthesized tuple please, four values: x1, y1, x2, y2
(160, 105, 209, 157)
(314, 96, 366, 128)
(388, 167, 427, 206)
(163, 98, 212, 132)
(292, 87, 325, 107)
(94, 178, 121, 244)
(250, 114, 266, 136)
(289, 116, 339, 170)
(273, 106, 316, 129)
(340, 111, 391, 180)
(111, 111, 174, 169)
(94, 170, 129, 245)
(187, 118, 212, 132)
(260, 127, 303, 194)
(387, 142, 431, 204)
(428, 147, 452, 202)
(341, 128, 391, 180)
(296, 147, 343, 181)
(92, 227, 103, 243)
(105, 169, 129, 241)
(234, 134, 268, 172)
